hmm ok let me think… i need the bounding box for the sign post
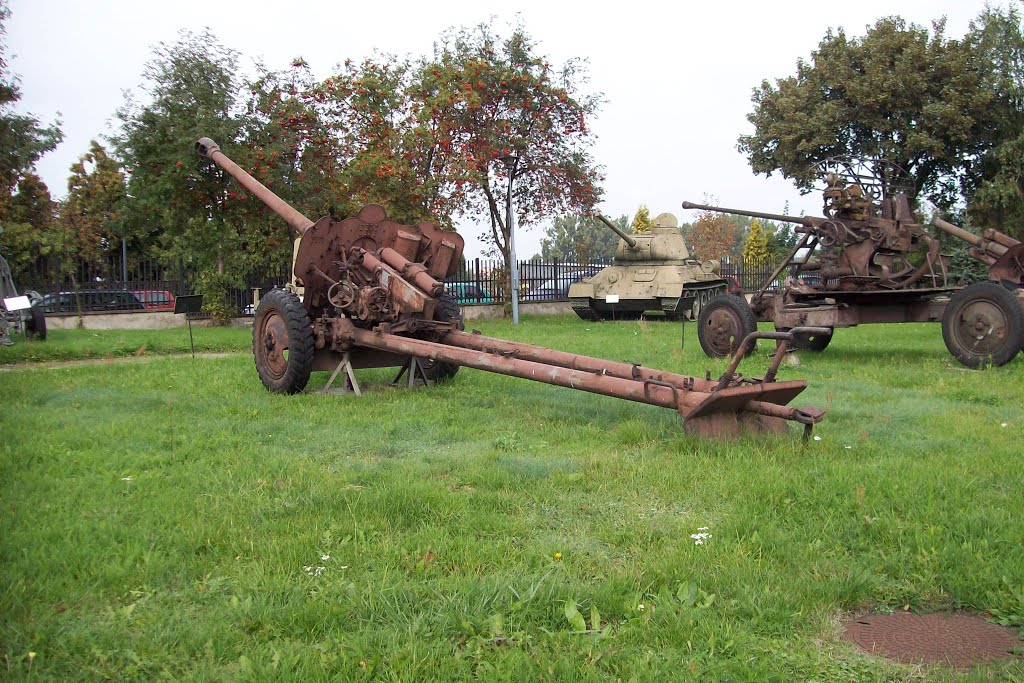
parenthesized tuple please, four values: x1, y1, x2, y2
(172, 294, 204, 358)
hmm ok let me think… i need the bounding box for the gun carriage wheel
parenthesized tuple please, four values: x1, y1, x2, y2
(253, 289, 315, 393)
(697, 294, 758, 357)
(25, 302, 46, 340)
(941, 282, 1024, 368)
(417, 292, 463, 383)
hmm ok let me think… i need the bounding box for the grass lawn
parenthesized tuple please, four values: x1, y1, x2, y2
(1, 316, 1022, 681)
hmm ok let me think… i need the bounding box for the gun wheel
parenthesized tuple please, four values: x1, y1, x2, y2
(418, 293, 463, 383)
(942, 282, 1024, 368)
(697, 294, 758, 358)
(25, 304, 46, 341)
(253, 289, 314, 393)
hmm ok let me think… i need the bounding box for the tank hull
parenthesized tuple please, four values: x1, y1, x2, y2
(568, 267, 728, 321)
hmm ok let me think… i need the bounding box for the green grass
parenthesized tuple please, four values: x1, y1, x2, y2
(2, 316, 1022, 681)
(0, 326, 251, 364)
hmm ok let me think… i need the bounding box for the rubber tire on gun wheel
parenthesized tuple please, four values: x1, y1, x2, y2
(941, 281, 1024, 368)
(802, 327, 832, 352)
(418, 292, 463, 383)
(26, 304, 46, 341)
(697, 294, 758, 358)
(252, 289, 314, 393)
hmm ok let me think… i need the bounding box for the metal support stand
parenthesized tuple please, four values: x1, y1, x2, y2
(391, 357, 434, 388)
(187, 316, 196, 359)
(173, 294, 204, 360)
(320, 352, 361, 395)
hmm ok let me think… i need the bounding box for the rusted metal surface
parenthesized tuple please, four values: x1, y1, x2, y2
(342, 322, 824, 438)
(686, 160, 1024, 367)
(845, 612, 1019, 668)
(201, 137, 827, 439)
(196, 138, 315, 236)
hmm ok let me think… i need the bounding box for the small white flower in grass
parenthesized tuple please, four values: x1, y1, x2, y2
(813, 435, 822, 442)
(340, 565, 349, 570)
(321, 554, 330, 561)
(1001, 422, 1009, 428)
(637, 603, 645, 611)
(691, 526, 713, 545)
(844, 445, 852, 449)
(121, 476, 133, 481)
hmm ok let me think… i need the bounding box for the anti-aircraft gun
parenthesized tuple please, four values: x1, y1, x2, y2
(0, 228, 47, 346)
(683, 162, 1024, 367)
(196, 137, 829, 439)
(567, 212, 730, 321)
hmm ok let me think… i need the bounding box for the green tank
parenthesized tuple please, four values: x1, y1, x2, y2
(567, 213, 730, 321)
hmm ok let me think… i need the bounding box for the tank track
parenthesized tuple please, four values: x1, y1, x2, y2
(677, 282, 729, 319)
(570, 297, 601, 321)
(571, 281, 729, 321)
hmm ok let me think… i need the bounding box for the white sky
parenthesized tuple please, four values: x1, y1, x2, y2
(7, 0, 991, 259)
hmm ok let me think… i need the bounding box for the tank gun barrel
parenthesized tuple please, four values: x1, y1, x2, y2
(594, 213, 637, 248)
(681, 200, 819, 229)
(195, 137, 315, 235)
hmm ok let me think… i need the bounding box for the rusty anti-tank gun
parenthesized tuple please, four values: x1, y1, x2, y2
(683, 165, 1024, 367)
(196, 137, 828, 439)
(567, 212, 730, 321)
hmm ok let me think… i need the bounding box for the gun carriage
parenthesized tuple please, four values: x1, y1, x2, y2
(197, 137, 828, 439)
(684, 161, 1024, 367)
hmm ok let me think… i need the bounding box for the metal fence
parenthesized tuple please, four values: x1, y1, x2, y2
(23, 255, 783, 315)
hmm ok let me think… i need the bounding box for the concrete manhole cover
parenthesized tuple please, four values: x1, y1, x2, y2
(845, 612, 1020, 668)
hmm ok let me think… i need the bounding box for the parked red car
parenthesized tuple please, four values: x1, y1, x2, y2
(132, 290, 176, 310)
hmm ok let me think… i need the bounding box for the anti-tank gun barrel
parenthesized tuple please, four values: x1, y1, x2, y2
(594, 213, 637, 248)
(195, 137, 315, 236)
(680, 200, 820, 230)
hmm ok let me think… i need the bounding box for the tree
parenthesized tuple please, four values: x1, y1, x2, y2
(963, 5, 1024, 237)
(0, 0, 63, 280)
(113, 30, 284, 319)
(689, 210, 736, 261)
(0, 172, 61, 282)
(60, 141, 128, 273)
(540, 213, 624, 264)
(738, 16, 997, 210)
(413, 23, 603, 304)
(286, 23, 603, 315)
(742, 218, 770, 266)
(630, 205, 653, 233)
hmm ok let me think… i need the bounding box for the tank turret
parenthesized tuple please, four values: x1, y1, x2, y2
(568, 212, 729, 321)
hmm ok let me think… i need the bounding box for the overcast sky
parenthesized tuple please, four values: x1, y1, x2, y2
(7, 0, 993, 258)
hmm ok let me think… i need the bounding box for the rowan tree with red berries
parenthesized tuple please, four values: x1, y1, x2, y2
(412, 23, 604, 281)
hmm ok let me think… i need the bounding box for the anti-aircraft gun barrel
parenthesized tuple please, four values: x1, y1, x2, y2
(680, 200, 820, 229)
(195, 137, 315, 236)
(933, 217, 1014, 263)
(594, 213, 637, 248)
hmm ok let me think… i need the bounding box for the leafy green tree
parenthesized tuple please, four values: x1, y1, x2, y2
(540, 213, 624, 264)
(738, 16, 997, 209)
(742, 218, 770, 266)
(60, 141, 128, 272)
(764, 220, 798, 262)
(963, 5, 1024, 237)
(0, 1, 63, 279)
(113, 30, 286, 319)
(0, 172, 61, 281)
(631, 205, 653, 233)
